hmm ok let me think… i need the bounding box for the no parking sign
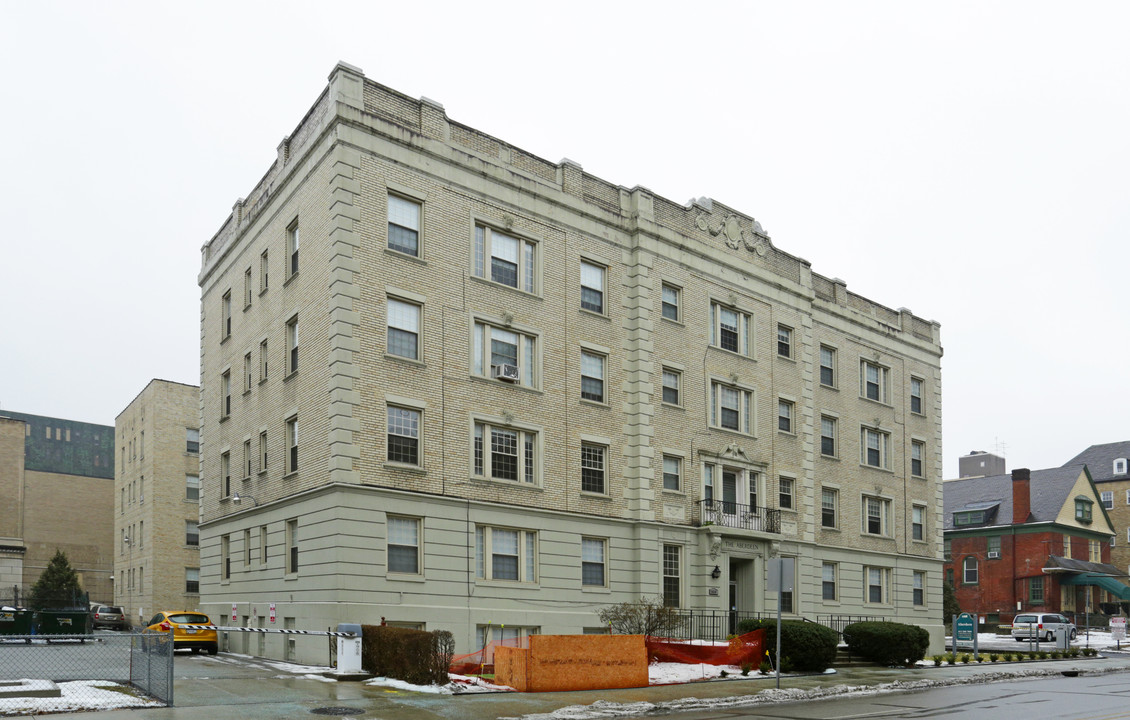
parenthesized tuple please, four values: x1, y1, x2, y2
(270, 603, 276, 624)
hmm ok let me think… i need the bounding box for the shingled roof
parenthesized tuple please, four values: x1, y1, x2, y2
(943, 465, 1090, 531)
(1063, 441, 1130, 483)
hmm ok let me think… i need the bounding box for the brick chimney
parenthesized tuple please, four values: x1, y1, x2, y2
(1012, 468, 1032, 524)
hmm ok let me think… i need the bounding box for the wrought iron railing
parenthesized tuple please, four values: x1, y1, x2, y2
(656, 610, 886, 642)
(696, 500, 781, 533)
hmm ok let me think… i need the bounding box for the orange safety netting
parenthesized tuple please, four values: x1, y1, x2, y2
(450, 636, 529, 675)
(646, 628, 765, 667)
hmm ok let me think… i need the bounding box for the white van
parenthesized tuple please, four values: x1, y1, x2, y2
(1011, 613, 1076, 642)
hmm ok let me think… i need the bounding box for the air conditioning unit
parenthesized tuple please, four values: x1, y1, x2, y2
(492, 364, 520, 382)
(987, 551, 1000, 559)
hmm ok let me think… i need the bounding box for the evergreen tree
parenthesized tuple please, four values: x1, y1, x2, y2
(28, 550, 85, 610)
(942, 579, 960, 625)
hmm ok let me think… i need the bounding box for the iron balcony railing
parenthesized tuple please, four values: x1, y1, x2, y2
(696, 500, 782, 533)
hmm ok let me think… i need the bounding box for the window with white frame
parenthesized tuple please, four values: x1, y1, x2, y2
(185, 520, 199, 547)
(911, 440, 925, 477)
(662, 455, 681, 491)
(777, 324, 792, 358)
(820, 415, 837, 457)
(913, 571, 925, 606)
(221, 290, 232, 339)
(286, 519, 299, 573)
(244, 352, 253, 392)
(662, 544, 681, 607)
(476, 526, 537, 582)
(777, 399, 794, 433)
(703, 463, 760, 513)
(474, 223, 536, 293)
(387, 194, 421, 256)
(863, 495, 891, 536)
(244, 267, 253, 308)
(259, 525, 267, 564)
(187, 428, 200, 454)
(865, 566, 889, 603)
(963, 556, 978, 584)
(387, 516, 421, 574)
(910, 377, 924, 414)
(243, 439, 252, 478)
(1102, 491, 1114, 510)
(710, 380, 753, 434)
(821, 488, 838, 528)
(286, 220, 299, 278)
(581, 442, 607, 494)
(473, 421, 538, 485)
(259, 249, 269, 293)
(221, 534, 230, 580)
(387, 406, 421, 466)
(661, 283, 680, 321)
(387, 298, 421, 360)
(661, 368, 681, 405)
(861, 426, 890, 469)
(860, 360, 889, 403)
(819, 345, 836, 387)
(581, 537, 606, 587)
(1117, 458, 1128, 475)
(221, 371, 231, 418)
(259, 339, 268, 382)
(476, 624, 539, 648)
(580, 260, 605, 313)
(473, 321, 537, 388)
(710, 301, 752, 355)
(814, 562, 834, 601)
(186, 474, 199, 501)
(286, 316, 298, 374)
(258, 431, 267, 474)
(186, 567, 200, 595)
(1090, 539, 1101, 562)
(221, 452, 231, 497)
(779, 476, 794, 509)
(988, 535, 1001, 555)
(580, 351, 605, 403)
(244, 529, 251, 565)
(285, 416, 298, 474)
(912, 504, 925, 540)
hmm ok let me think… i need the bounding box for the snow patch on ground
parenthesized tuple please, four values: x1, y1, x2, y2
(0, 680, 163, 715)
(364, 674, 514, 694)
(649, 662, 766, 684)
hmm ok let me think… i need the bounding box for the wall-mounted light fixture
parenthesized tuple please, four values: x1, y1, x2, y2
(711, 565, 722, 580)
(232, 493, 259, 507)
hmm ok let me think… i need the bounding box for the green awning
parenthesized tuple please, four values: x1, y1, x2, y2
(1059, 572, 1130, 599)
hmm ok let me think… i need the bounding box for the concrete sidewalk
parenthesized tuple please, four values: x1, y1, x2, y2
(64, 654, 1130, 720)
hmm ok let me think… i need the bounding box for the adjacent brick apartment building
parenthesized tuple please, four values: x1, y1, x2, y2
(114, 380, 201, 626)
(197, 62, 945, 662)
(1062, 441, 1130, 581)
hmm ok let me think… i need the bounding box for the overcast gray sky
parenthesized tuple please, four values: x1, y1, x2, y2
(1, 1, 1126, 479)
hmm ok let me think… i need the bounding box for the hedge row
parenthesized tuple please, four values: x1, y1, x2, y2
(735, 618, 838, 672)
(360, 625, 455, 685)
(842, 621, 929, 667)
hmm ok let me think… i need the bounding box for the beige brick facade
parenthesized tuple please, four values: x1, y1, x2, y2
(114, 379, 201, 626)
(198, 62, 945, 663)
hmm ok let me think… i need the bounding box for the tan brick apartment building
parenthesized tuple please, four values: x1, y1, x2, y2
(114, 380, 201, 626)
(197, 62, 945, 662)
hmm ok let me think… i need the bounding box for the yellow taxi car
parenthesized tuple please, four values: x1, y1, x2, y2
(145, 611, 218, 655)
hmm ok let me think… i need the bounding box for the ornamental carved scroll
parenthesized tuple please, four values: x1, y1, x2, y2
(695, 211, 770, 256)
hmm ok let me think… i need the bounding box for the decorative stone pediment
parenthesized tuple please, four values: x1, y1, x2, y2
(695, 209, 771, 256)
(721, 443, 752, 463)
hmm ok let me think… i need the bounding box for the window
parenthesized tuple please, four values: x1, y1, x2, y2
(954, 510, 986, 526)
(473, 421, 538, 484)
(910, 377, 924, 414)
(1090, 539, 1101, 562)
(1117, 458, 1128, 475)
(185, 567, 200, 595)
(661, 283, 680, 321)
(822, 562, 837, 601)
(1102, 491, 1114, 510)
(221, 291, 232, 339)
(243, 439, 252, 478)
(820, 416, 837, 457)
(286, 221, 299, 278)
(710, 302, 752, 355)
(778, 476, 794, 509)
(865, 566, 889, 604)
(863, 495, 890, 536)
(474, 223, 536, 293)
(221, 452, 231, 498)
(777, 399, 794, 433)
(286, 316, 298, 374)
(576, 351, 606, 403)
(912, 505, 925, 540)
(387, 406, 420, 466)
(260, 525, 268, 564)
(779, 557, 795, 613)
(710, 380, 753, 434)
(186, 474, 199, 501)
(221, 535, 230, 581)
(662, 455, 681, 492)
(221, 371, 231, 418)
(582, 537, 606, 587)
(911, 440, 925, 477)
(821, 488, 838, 528)
(387, 194, 421, 256)
(285, 416, 298, 474)
(259, 339, 268, 381)
(581, 443, 607, 494)
(913, 571, 925, 606)
(259, 249, 269, 292)
(1075, 498, 1093, 523)
(244, 267, 253, 308)
(860, 360, 889, 403)
(387, 298, 421, 360)
(244, 352, 253, 392)
(286, 519, 299, 573)
(387, 516, 420, 574)
(475, 526, 537, 582)
(1029, 576, 1044, 603)
(662, 544, 681, 607)
(473, 321, 537, 387)
(819, 345, 836, 387)
(861, 426, 890, 469)
(258, 431, 268, 473)
(244, 529, 252, 565)
(963, 556, 978, 584)
(580, 260, 605, 313)
(476, 624, 539, 648)
(944, 538, 952, 561)
(777, 324, 792, 358)
(661, 368, 680, 405)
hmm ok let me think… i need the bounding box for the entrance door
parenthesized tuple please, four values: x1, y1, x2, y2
(722, 471, 738, 514)
(729, 558, 755, 634)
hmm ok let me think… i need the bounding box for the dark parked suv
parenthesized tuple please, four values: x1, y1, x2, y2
(91, 605, 128, 630)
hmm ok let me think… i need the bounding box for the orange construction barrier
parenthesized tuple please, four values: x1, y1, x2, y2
(646, 628, 765, 667)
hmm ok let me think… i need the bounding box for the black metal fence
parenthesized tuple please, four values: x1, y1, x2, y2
(695, 500, 782, 533)
(657, 609, 886, 643)
(0, 631, 173, 709)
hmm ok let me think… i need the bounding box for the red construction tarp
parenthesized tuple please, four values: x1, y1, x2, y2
(646, 629, 765, 667)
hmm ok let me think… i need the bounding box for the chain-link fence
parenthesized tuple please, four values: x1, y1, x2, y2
(0, 631, 173, 709)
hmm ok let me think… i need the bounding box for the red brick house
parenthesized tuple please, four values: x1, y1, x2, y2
(943, 466, 1125, 624)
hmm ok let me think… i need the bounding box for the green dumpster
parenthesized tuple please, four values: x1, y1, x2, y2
(35, 611, 93, 637)
(0, 609, 33, 638)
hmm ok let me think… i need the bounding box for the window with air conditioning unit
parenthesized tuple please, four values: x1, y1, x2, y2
(491, 363, 520, 382)
(987, 551, 1000, 559)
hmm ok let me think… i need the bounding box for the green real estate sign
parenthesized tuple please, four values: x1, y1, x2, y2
(955, 613, 976, 647)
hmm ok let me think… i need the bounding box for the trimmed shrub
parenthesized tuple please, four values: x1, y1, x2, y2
(361, 625, 453, 685)
(932, 654, 943, 666)
(736, 618, 838, 672)
(842, 621, 930, 668)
